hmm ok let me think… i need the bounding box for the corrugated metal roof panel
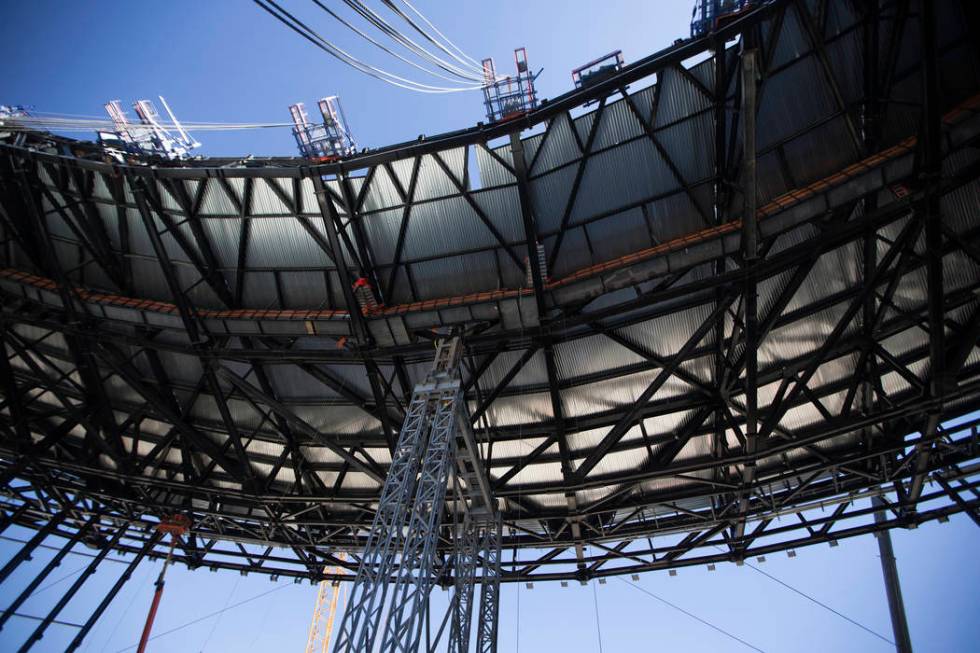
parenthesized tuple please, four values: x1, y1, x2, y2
(591, 96, 645, 152)
(529, 164, 576, 234)
(413, 154, 459, 202)
(401, 195, 513, 262)
(197, 178, 236, 216)
(783, 116, 861, 187)
(571, 138, 678, 223)
(473, 186, 523, 244)
(484, 391, 553, 428)
(757, 57, 837, 151)
(360, 164, 404, 213)
(585, 206, 654, 263)
(770, 5, 810, 70)
(553, 333, 646, 381)
(562, 369, 691, 419)
(199, 217, 240, 269)
(246, 217, 330, 268)
(476, 144, 515, 188)
(530, 113, 580, 175)
(656, 110, 714, 185)
(614, 302, 718, 360)
(654, 66, 712, 129)
(408, 250, 500, 301)
(360, 206, 402, 265)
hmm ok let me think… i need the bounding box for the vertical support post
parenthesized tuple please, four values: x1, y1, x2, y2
(311, 173, 396, 453)
(333, 389, 434, 652)
(921, 0, 944, 398)
(861, 0, 880, 452)
(909, 0, 944, 503)
(741, 48, 759, 448)
(872, 497, 913, 653)
(711, 31, 731, 527)
(735, 48, 759, 549)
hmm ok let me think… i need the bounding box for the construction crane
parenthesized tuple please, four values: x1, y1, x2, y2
(137, 514, 191, 653)
(305, 554, 347, 653)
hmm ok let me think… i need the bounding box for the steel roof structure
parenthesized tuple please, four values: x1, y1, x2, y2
(1, 1, 979, 625)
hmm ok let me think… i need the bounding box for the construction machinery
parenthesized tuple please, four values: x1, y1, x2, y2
(305, 554, 348, 653)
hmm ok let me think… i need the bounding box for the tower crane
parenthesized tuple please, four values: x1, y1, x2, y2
(304, 554, 347, 653)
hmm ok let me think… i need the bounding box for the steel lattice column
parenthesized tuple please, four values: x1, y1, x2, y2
(475, 515, 502, 653)
(333, 387, 437, 652)
(379, 383, 460, 652)
(334, 338, 463, 653)
(448, 515, 481, 653)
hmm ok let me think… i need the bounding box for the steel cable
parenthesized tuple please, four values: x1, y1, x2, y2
(339, 0, 486, 82)
(616, 576, 768, 652)
(254, 0, 484, 93)
(309, 0, 478, 84)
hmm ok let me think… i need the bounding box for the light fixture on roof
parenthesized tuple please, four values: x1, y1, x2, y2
(288, 96, 356, 162)
(100, 96, 200, 160)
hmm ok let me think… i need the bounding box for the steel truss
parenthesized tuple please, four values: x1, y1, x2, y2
(0, 9, 978, 653)
(0, 499, 161, 653)
(332, 338, 478, 652)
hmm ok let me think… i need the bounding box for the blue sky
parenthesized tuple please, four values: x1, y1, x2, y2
(1, 1, 979, 651)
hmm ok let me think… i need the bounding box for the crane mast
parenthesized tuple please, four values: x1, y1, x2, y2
(305, 554, 347, 653)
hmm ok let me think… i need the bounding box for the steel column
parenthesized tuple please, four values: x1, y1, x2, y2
(448, 514, 480, 653)
(474, 515, 502, 653)
(872, 496, 913, 653)
(335, 338, 464, 653)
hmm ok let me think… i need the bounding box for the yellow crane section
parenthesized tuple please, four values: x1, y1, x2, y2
(304, 553, 347, 653)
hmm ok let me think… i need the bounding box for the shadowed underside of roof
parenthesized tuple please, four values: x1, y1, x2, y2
(1, 0, 979, 581)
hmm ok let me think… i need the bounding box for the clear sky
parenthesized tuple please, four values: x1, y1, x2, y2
(1, 2, 979, 652)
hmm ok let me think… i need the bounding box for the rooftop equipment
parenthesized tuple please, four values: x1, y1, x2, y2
(481, 48, 541, 123)
(690, 0, 758, 37)
(572, 51, 626, 106)
(289, 96, 356, 161)
(0, 105, 31, 143)
(572, 51, 625, 90)
(100, 97, 200, 160)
